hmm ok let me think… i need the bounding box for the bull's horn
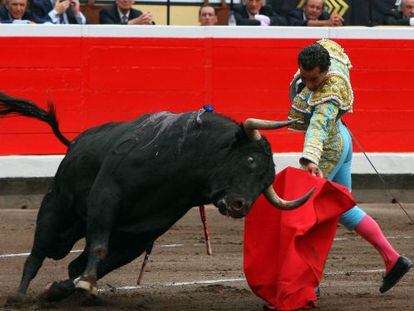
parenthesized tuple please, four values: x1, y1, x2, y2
(244, 118, 298, 141)
(263, 185, 316, 210)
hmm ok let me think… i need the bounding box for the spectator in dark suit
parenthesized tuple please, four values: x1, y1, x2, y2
(31, 0, 86, 24)
(288, 0, 343, 27)
(99, 0, 153, 25)
(0, 0, 33, 23)
(233, 0, 287, 26)
(384, 0, 414, 26)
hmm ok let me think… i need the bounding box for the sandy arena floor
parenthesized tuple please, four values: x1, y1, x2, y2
(0, 203, 413, 310)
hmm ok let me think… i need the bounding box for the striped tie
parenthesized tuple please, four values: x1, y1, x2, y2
(121, 15, 128, 24)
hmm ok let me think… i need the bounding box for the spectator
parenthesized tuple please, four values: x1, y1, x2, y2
(0, 0, 33, 23)
(99, 0, 153, 25)
(199, 5, 217, 26)
(288, 0, 343, 27)
(384, 0, 414, 26)
(233, 0, 287, 26)
(31, 0, 87, 24)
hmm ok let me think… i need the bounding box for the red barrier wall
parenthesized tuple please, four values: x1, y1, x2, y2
(1, 27, 413, 155)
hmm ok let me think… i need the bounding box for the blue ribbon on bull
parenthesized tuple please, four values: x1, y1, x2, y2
(196, 105, 214, 125)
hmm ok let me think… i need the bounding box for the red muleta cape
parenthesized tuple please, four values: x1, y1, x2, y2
(244, 167, 356, 310)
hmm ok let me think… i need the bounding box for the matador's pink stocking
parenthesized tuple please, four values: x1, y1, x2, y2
(354, 215, 399, 273)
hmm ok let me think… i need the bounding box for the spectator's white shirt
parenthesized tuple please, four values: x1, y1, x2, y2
(6, 12, 30, 23)
(12, 19, 31, 24)
(48, 0, 86, 24)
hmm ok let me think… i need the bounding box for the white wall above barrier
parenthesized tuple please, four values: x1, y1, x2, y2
(0, 153, 413, 178)
(0, 25, 413, 40)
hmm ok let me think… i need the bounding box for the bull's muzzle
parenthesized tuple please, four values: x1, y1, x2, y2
(216, 198, 251, 218)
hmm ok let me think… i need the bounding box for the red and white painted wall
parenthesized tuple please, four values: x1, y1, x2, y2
(0, 25, 413, 177)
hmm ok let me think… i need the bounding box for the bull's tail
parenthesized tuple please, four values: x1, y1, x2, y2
(0, 91, 70, 146)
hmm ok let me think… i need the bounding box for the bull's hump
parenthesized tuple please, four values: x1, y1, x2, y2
(147, 111, 174, 122)
(137, 111, 182, 128)
(135, 111, 197, 134)
(123, 111, 198, 152)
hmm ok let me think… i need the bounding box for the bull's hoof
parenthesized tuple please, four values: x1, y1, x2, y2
(72, 288, 104, 306)
(5, 292, 34, 305)
(39, 279, 75, 302)
(75, 279, 98, 296)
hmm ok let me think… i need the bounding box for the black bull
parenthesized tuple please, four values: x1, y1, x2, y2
(0, 92, 314, 301)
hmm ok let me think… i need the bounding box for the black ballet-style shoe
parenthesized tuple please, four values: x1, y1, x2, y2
(380, 256, 412, 293)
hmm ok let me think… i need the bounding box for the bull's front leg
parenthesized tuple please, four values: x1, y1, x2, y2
(75, 186, 120, 296)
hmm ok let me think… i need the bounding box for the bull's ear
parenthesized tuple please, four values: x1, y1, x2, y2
(236, 123, 250, 141)
(239, 123, 272, 154)
(227, 124, 249, 149)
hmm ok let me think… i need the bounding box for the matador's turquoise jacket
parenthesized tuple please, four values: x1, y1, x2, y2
(287, 39, 354, 176)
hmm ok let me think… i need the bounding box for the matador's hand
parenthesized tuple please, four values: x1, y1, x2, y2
(300, 158, 323, 178)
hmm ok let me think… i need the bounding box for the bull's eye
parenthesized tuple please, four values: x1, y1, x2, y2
(247, 157, 255, 164)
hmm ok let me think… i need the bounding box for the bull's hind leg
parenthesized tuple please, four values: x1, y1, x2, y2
(7, 192, 58, 305)
(13, 188, 83, 304)
(17, 253, 46, 295)
(6, 253, 46, 305)
(76, 186, 121, 295)
(15, 191, 58, 295)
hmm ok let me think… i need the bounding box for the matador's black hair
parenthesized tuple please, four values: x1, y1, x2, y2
(298, 43, 331, 72)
